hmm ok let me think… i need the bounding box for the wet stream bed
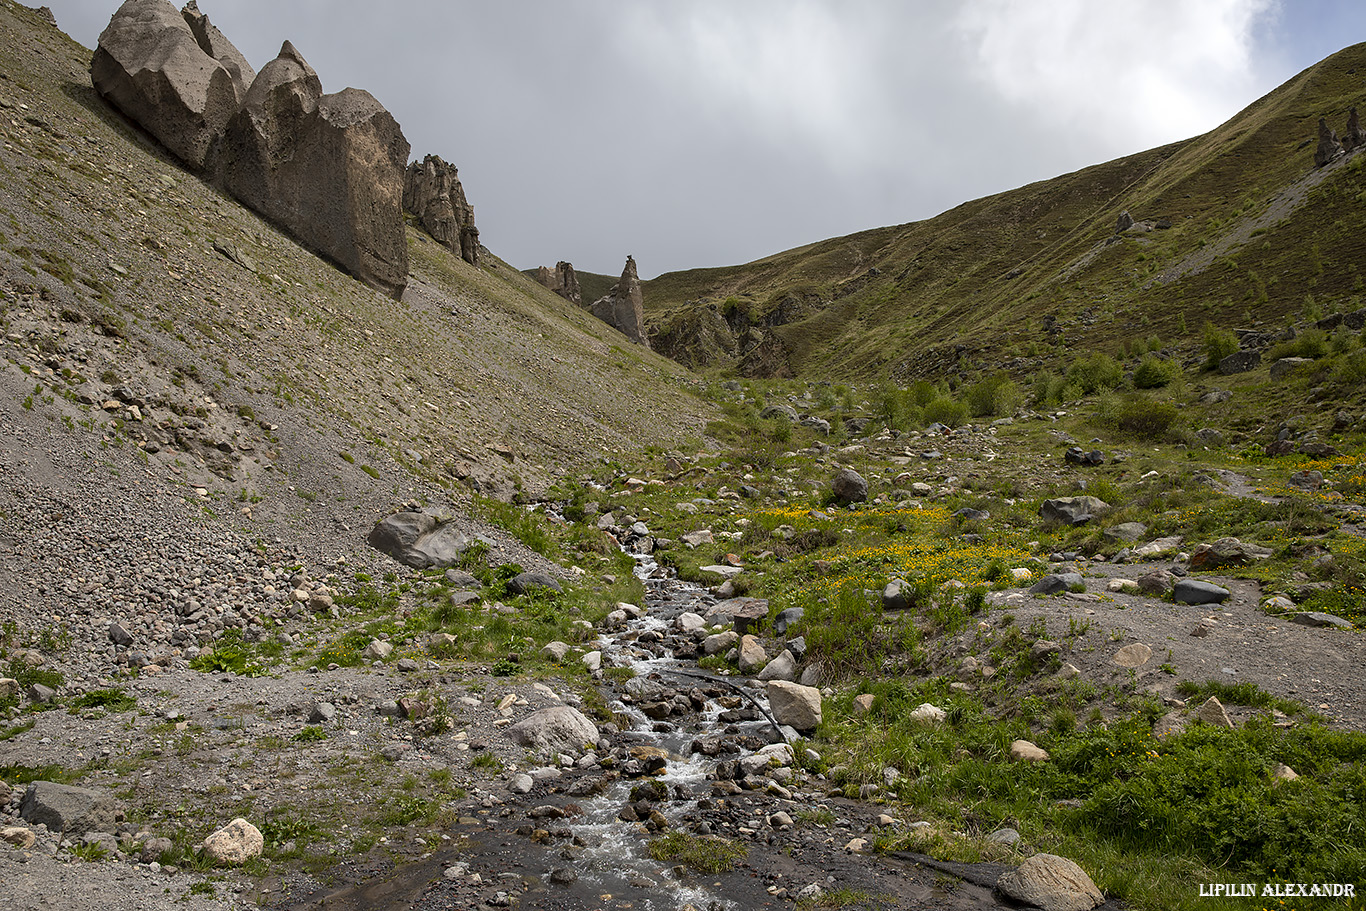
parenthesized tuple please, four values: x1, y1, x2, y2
(270, 556, 1039, 911)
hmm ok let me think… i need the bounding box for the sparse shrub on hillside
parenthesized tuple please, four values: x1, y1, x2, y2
(1031, 371, 1066, 407)
(964, 373, 1023, 417)
(1065, 351, 1122, 395)
(1333, 349, 1366, 387)
(874, 383, 922, 432)
(908, 380, 938, 407)
(1102, 394, 1179, 440)
(1330, 324, 1359, 355)
(923, 396, 968, 428)
(1202, 322, 1239, 370)
(1132, 355, 1177, 389)
(1268, 328, 1328, 361)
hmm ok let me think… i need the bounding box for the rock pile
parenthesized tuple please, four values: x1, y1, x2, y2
(91, 0, 410, 298)
(588, 256, 649, 346)
(404, 154, 480, 266)
(535, 262, 582, 304)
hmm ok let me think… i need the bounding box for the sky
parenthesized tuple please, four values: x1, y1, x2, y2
(43, 1, 1366, 279)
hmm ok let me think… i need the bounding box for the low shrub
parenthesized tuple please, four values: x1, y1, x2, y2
(1132, 355, 1176, 389)
(923, 396, 968, 428)
(1201, 322, 1239, 370)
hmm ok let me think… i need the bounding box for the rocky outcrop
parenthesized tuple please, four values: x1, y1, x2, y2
(90, 0, 242, 171)
(995, 854, 1104, 911)
(180, 1, 254, 98)
(535, 261, 581, 304)
(217, 42, 410, 298)
(588, 256, 649, 346)
(404, 154, 480, 266)
(1344, 106, 1366, 152)
(92, 4, 411, 298)
(1314, 116, 1345, 167)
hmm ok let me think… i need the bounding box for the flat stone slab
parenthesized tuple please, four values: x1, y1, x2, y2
(1291, 611, 1352, 629)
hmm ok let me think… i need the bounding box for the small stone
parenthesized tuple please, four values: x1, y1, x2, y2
(307, 702, 336, 724)
(1273, 762, 1299, 782)
(1291, 611, 1352, 629)
(1112, 643, 1153, 668)
(852, 694, 876, 715)
(1010, 740, 1049, 762)
(362, 639, 393, 660)
(1, 826, 36, 848)
(1196, 696, 1234, 729)
(540, 641, 571, 662)
(987, 827, 1021, 845)
(908, 703, 946, 725)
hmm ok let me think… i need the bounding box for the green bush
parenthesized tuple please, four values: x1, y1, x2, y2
(964, 374, 1023, 417)
(1102, 394, 1179, 440)
(1132, 355, 1176, 389)
(923, 396, 968, 427)
(1268, 328, 1328, 362)
(1202, 320, 1245, 371)
(1065, 352, 1123, 395)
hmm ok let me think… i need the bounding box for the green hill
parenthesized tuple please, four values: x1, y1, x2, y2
(645, 43, 1366, 382)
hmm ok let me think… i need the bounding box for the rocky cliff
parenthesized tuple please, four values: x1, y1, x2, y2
(90, 0, 409, 298)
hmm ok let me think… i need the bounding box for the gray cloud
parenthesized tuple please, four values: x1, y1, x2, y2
(45, 1, 1342, 278)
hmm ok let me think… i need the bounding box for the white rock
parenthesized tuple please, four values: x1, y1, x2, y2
(201, 818, 263, 865)
(908, 703, 946, 725)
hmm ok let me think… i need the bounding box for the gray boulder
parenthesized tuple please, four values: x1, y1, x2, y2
(995, 853, 1104, 911)
(91, 0, 241, 171)
(367, 510, 477, 569)
(217, 41, 410, 298)
(507, 572, 563, 596)
(1270, 357, 1313, 379)
(1291, 611, 1352, 629)
(507, 706, 599, 756)
(1314, 116, 1345, 167)
(766, 681, 821, 733)
(832, 468, 868, 504)
(1038, 496, 1110, 526)
(1031, 573, 1082, 595)
(1189, 537, 1272, 570)
(1219, 350, 1261, 375)
(1103, 522, 1148, 543)
(20, 782, 120, 836)
(1173, 579, 1231, 605)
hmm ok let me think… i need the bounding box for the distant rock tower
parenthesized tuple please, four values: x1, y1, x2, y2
(535, 261, 581, 304)
(404, 154, 480, 266)
(1343, 106, 1366, 153)
(589, 256, 649, 347)
(1314, 116, 1345, 167)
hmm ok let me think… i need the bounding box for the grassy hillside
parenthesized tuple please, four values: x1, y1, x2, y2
(645, 43, 1366, 382)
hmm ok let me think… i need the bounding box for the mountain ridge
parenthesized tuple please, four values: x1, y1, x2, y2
(643, 41, 1366, 381)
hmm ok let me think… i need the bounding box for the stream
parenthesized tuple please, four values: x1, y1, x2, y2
(281, 537, 1005, 911)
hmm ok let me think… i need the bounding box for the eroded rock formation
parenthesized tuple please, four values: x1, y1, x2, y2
(91, 1, 410, 298)
(588, 256, 648, 346)
(91, 0, 242, 171)
(404, 154, 480, 266)
(1344, 106, 1366, 152)
(180, 1, 254, 98)
(535, 261, 581, 304)
(217, 41, 410, 298)
(1314, 116, 1345, 167)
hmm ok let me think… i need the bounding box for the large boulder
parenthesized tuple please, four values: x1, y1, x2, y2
(1174, 579, 1231, 605)
(766, 680, 821, 733)
(20, 782, 120, 836)
(217, 42, 410, 298)
(995, 854, 1104, 911)
(588, 256, 649, 346)
(367, 510, 477, 569)
(404, 154, 479, 265)
(90, 0, 241, 171)
(831, 468, 868, 505)
(1038, 496, 1110, 526)
(507, 706, 599, 756)
(1189, 537, 1271, 570)
(1314, 116, 1345, 167)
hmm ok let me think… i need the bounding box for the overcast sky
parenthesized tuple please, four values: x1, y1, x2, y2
(45, 1, 1366, 278)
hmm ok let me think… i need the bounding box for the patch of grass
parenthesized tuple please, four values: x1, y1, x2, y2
(188, 630, 268, 677)
(68, 688, 136, 714)
(1174, 680, 1306, 716)
(293, 726, 327, 743)
(647, 831, 747, 873)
